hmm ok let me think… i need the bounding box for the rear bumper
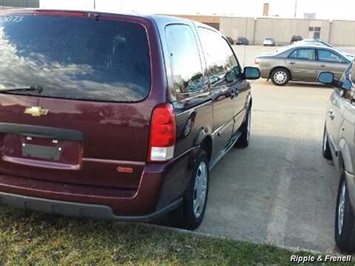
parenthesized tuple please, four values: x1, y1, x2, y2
(0, 147, 195, 220)
(0, 191, 182, 221)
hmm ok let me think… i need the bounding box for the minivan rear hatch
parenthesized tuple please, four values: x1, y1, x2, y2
(0, 10, 153, 193)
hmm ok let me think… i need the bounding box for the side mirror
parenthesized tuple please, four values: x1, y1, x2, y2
(342, 79, 352, 91)
(244, 67, 260, 80)
(318, 72, 352, 91)
(318, 72, 334, 84)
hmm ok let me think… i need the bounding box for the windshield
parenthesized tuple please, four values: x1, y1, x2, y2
(0, 13, 151, 102)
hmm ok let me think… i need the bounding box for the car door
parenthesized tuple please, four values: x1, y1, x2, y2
(197, 26, 237, 161)
(286, 48, 318, 81)
(316, 48, 350, 80)
(327, 89, 346, 154)
(326, 62, 354, 154)
(338, 61, 355, 155)
(164, 23, 213, 156)
(207, 34, 249, 133)
(0, 14, 154, 191)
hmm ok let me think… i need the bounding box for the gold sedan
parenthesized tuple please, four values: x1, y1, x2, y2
(255, 45, 353, 86)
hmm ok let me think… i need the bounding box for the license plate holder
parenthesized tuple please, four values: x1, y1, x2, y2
(22, 143, 61, 160)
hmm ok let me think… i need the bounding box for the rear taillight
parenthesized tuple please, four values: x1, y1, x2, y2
(148, 104, 176, 162)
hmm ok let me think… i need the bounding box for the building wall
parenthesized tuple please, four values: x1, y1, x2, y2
(0, 0, 39, 7)
(221, 17, 334, 46)
(254, 18, 309, 45)
(330, 20, 355, 46)
(219, 17, 255, 43)
(179, 14, 355, 47)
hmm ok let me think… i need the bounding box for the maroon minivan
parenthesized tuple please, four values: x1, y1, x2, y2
(0, 9, 260, 229)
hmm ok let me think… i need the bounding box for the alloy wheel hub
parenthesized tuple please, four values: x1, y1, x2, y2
(275, 72, 286, 83)
(193, 161, 208, 218)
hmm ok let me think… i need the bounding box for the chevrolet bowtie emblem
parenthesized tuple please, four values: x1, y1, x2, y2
(24, 106, 49, 117)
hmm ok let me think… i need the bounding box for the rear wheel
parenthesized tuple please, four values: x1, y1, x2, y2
(322, 126, 332, 160)
(170, 151, 209, 230)
(335, 175, 355, 252)
(271, 68, 290, 86)
(235, 108, 251, 148)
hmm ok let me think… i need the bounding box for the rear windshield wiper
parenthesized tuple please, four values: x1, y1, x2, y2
(0, 85, 43, 94)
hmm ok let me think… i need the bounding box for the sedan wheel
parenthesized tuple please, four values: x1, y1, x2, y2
(271, 68, 290, 86)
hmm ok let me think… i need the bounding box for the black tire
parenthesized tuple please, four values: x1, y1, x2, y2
(271, 68, 290, 86)
(335, 175, 355, 252)
(235, 108, 251, 148)
(169, 151, 209, 230)
(322, 126, 332, 160)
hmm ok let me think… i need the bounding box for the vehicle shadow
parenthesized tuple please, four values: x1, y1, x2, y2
(198, 129, 339, 253)
(286, 82, 332, 89)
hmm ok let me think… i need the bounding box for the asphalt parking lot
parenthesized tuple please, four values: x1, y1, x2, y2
(196, 45, 355, 253)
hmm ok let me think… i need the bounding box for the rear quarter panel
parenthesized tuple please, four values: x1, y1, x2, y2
(151, 17, 214, 206)
(258, 57, 287, 78)
(151, 17, 214, 157)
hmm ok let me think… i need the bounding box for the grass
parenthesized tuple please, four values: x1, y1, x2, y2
(0, 205, 353, 266)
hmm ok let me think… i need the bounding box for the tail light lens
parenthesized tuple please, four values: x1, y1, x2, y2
(148, 104, 176, 162)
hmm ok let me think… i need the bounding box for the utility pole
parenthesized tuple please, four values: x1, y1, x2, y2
(294, 0, 298, 17)
(93, 0, 96, 9)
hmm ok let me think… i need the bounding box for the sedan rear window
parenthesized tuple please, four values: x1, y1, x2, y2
(0, 13, 151, 102)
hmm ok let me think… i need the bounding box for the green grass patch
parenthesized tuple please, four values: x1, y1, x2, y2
(0, 206, 353, 265)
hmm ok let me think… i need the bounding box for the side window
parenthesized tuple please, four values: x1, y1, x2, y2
(317, 49, 347, 63)
(197, 27, 241, 84)
(165, 24, 204, 97)
(289, 49, 315, 61)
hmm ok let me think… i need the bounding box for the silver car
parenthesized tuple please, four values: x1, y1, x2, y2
(255, 45, 352, 86)
(318, 59, 355, 252)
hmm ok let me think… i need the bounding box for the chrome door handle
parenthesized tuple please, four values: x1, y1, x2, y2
(289, 62, 296, 64)
(320, 65, 326, 67)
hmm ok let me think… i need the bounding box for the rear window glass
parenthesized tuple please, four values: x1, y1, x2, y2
(0, 13, 151, 102)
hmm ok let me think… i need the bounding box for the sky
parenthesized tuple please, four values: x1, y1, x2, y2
(40, 0, 355, 20)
